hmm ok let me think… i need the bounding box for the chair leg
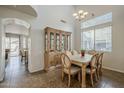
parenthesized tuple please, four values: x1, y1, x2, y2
(62, 71, 64, 81)
(90, 73, 94, 87)
(95, 71, 98, 82)
(78, 72, 81, 82)
(97, 68, 100, 80)
(100, 67, 102, 76)
(21, 57, 24, 62)
(21, 56, 22, 62)
(68, 74, 71, 87)
(25, 57, 27, 63)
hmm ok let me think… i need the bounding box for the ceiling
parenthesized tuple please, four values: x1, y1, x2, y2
(0, 5, 37, 17)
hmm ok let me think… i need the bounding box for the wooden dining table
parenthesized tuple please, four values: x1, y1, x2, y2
(70, 54, 93, 88)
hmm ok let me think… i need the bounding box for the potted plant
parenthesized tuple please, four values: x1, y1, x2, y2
(81, 49, 85, 57)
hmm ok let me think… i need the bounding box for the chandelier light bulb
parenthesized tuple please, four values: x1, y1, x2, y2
(84, 12, 88, 15)
(75, 16, 79, 19)
(73, 13, 78, 17)
(72, 10, 89, 21)
(78, 10, 83, 14)
(81, 15, 85, 19)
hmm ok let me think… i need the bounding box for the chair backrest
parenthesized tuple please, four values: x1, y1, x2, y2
(20, 49, 28, 56)
(88, 50, 97, 55)
(90, 53, 99, 70)
(98, 52, 104, 65)
(20, 49, 25, 56)
(65, 51, 72, 57)
(72, 50, 78, 55)
(60, 53, 71, 69)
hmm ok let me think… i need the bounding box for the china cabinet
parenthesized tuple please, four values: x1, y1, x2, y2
(44, 27, 72, 71)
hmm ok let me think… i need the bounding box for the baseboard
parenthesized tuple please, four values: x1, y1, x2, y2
(28, 67, 44, 73)
(103, 66, 124, 74)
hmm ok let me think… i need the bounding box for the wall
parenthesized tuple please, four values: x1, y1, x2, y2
(0, 19, 3, 81)
(29, 5, 75, 72)
(0, 19, 5, 81)
(74, 5, 124, 73)
(103, 6, 124, 73)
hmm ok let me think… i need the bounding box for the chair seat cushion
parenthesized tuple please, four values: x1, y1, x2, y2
(64, 65, 81, 74)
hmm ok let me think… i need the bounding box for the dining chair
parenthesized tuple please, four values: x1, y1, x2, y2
(86, 53, 99, 87)
(60, 53, 81, 87)
(97, 52, 104, 80)
(20, 49, 26, 62)
(65, 51, 72, 57)
(88, 50, 97, 55)
(72, 50, 79, 55)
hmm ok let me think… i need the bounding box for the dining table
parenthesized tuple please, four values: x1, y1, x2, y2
(70, 54, 93, 88)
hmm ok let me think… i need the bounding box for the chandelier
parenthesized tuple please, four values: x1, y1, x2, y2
(73, 10, 88, 21)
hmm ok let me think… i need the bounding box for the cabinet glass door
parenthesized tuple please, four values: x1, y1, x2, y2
(50, 32, 54, 50)
(56, 34, 60, 51)
(62, 35, 65, 51)
(67, 35, 69, 50)
(45, 32, 47, 51)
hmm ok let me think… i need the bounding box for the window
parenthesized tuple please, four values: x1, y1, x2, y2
(95, 26, 112, 51)
(5, 37, 10, 49)
(81, 12, 112, 29)
(23, 37, 27, 48)
(81, 12, 112, 52)
(81, 30, 94, 50)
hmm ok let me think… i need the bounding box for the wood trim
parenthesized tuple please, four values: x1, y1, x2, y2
(103, 66, 124, 74)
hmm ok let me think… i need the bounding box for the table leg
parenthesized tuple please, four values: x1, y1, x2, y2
(25, 51, 26, 63)
(81, 64, 86, 88)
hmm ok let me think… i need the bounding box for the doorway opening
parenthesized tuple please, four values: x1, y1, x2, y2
(6, 36, 20, 57)
(5, 34, 29, 78)
(3, 18, 31, 81)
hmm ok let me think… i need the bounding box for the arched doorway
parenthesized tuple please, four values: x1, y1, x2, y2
(0, 18, 31, 82)
(0, 5, 38, 82)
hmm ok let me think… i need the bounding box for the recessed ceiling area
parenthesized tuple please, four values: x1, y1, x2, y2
(0, 5, 37, 17)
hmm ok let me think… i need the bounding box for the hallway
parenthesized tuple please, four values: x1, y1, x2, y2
(1, 56, 28, 87)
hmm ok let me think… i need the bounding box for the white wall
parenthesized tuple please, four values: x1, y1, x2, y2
(74, 5, 124, 73)
(0, 19, 5, 81)
(103, 6, 124, 73)
(29, 5, 75, 72)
